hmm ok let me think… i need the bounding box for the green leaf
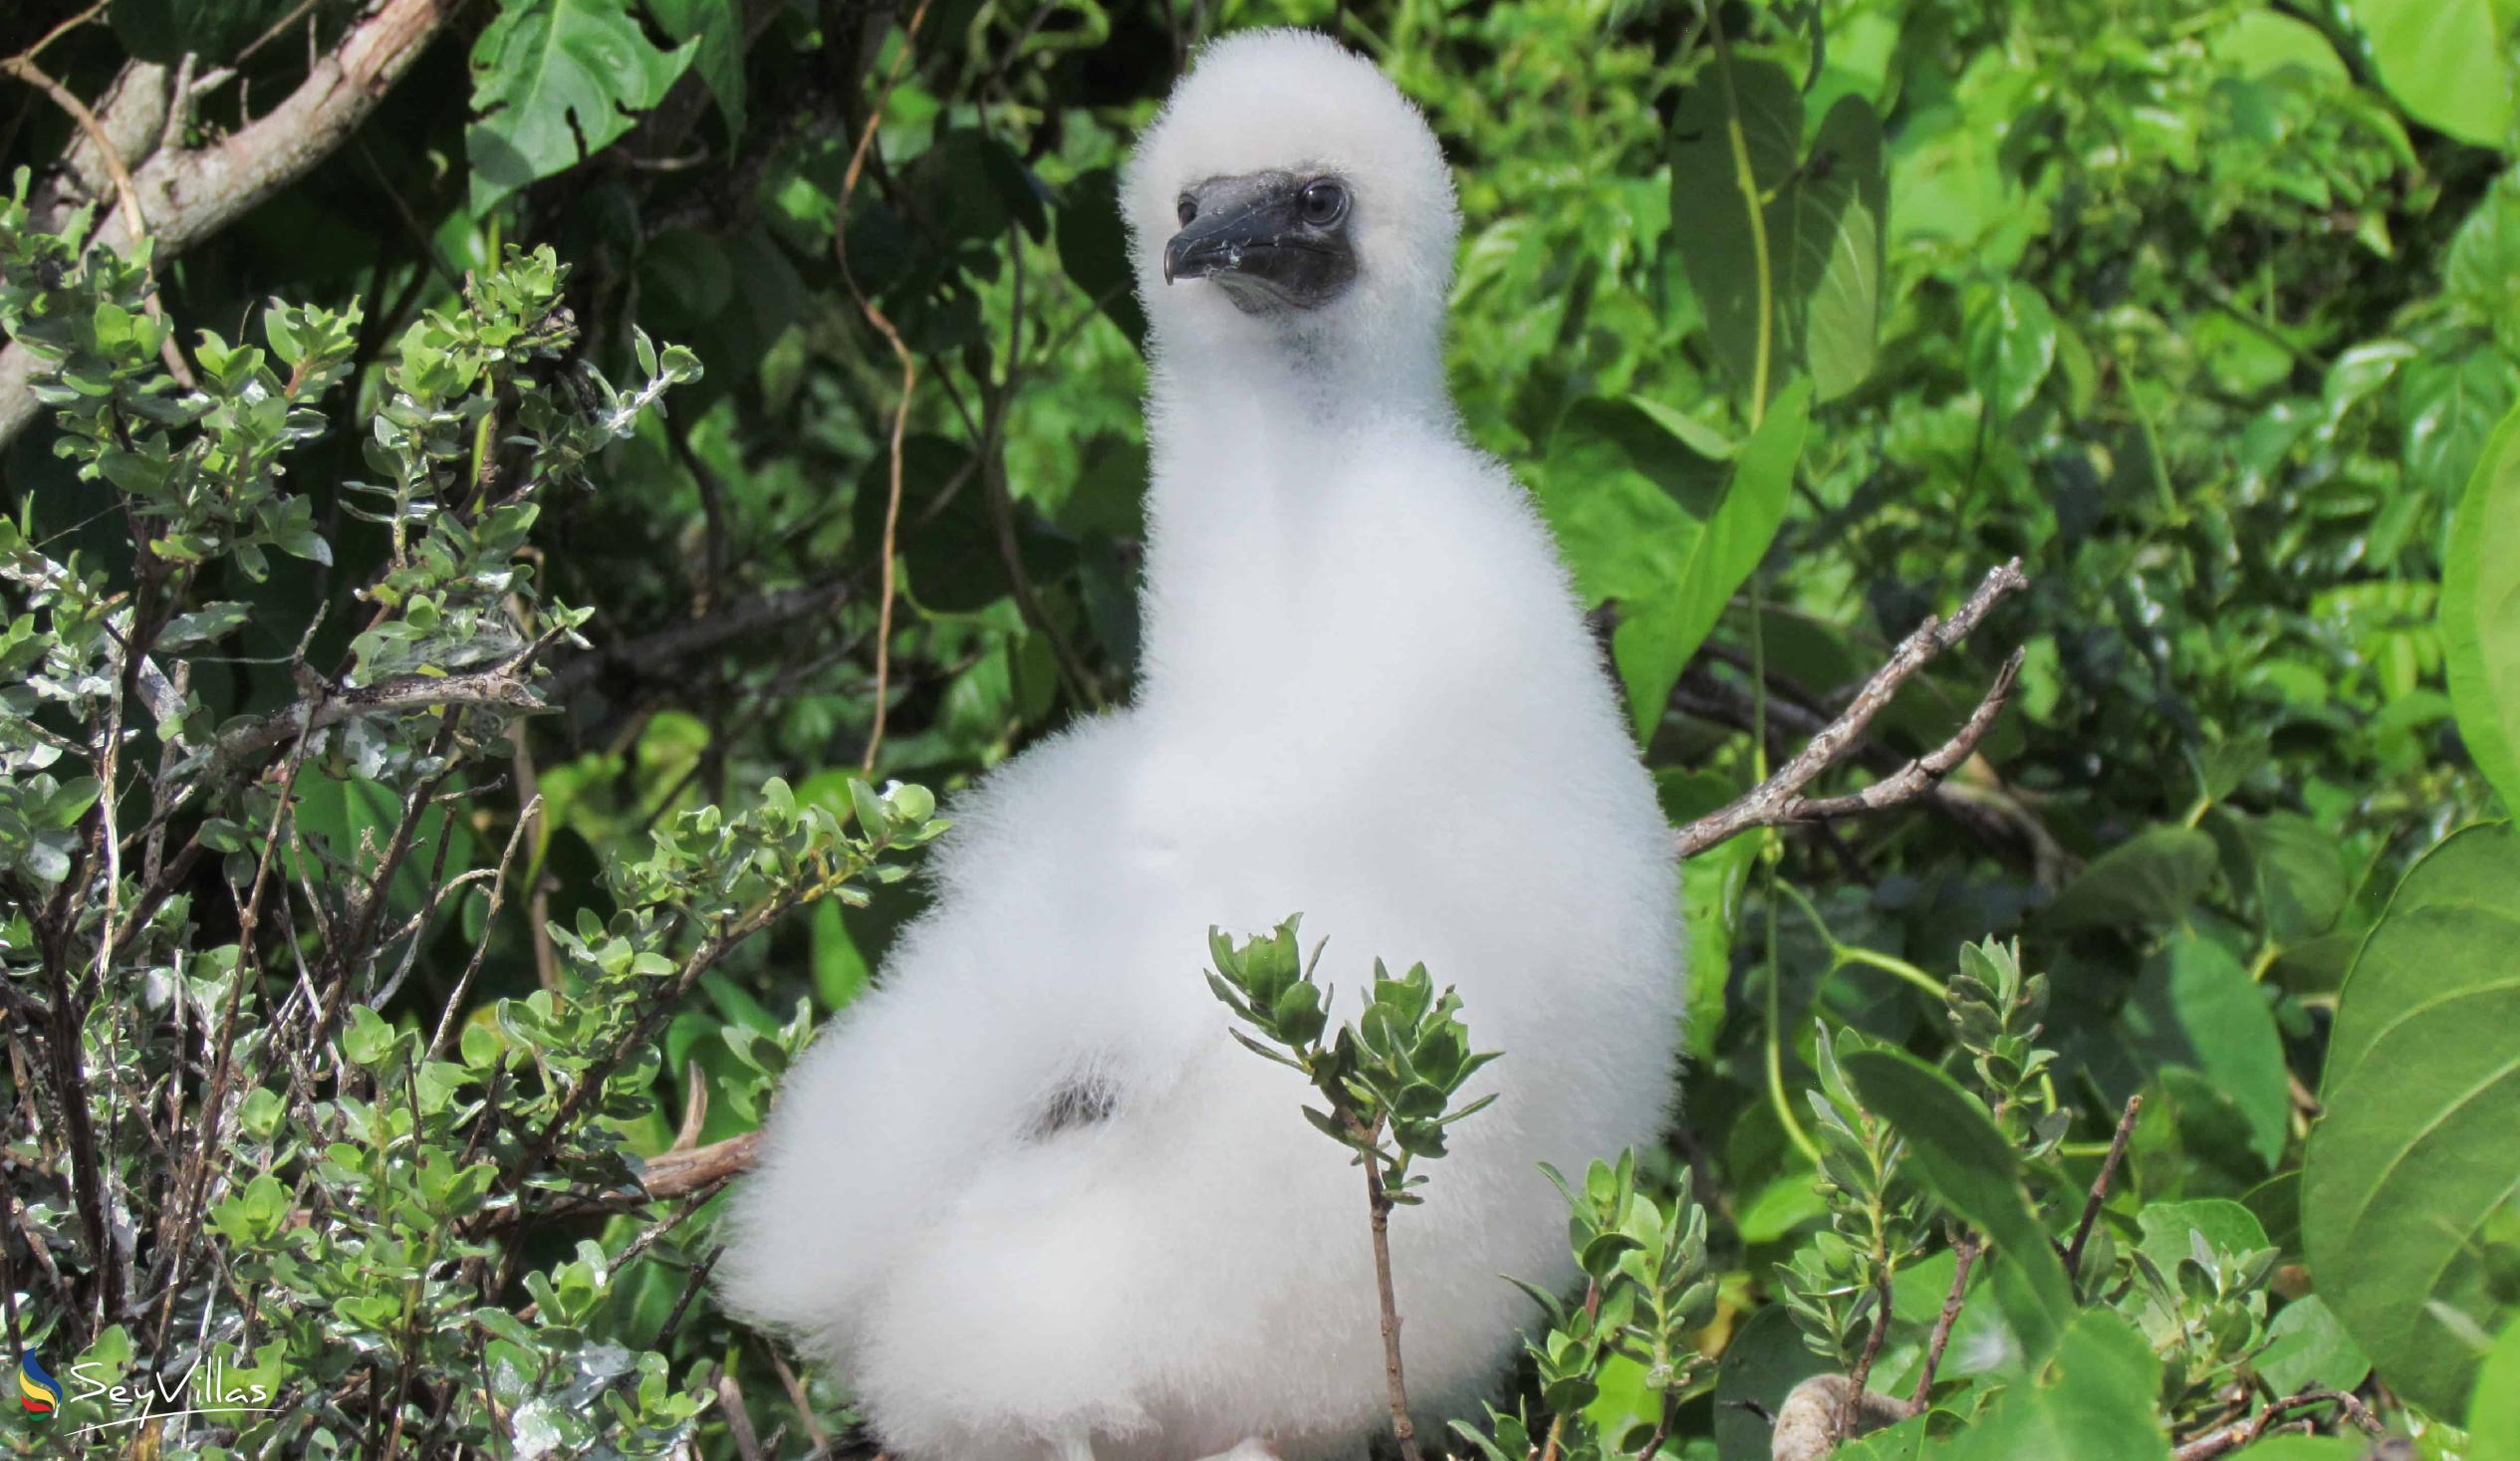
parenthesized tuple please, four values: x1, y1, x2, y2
(1795, 96, 1888, 401)
(1679, 825, 1752, 1060)
(1944, 1311, 2166, 1461)
(2304, 822, 2520, 1415)
(1964, 279, 2059, 419)
(2256, 1296, 2372, 1397)
(2445, 401, 2520, 815)
(2117, 936, 2289, 1167)
(2401, 349, 2520, 506)
(2044, 825, 2218, 930)
(1668, 60, 1887, 404)
(1842, 1046, 2076, 1363)
(467, 0, 698, 213)
(159, 601, 252, 651)
(1612, 377, 1813, 737)
(2359, 0, 2513, 150)
(2245, 811, 2351, 943)
(810, 900, 870, 1012)
(1669, 59, 1802, 397)
(1054, 168, 1147, 354)
(2475, 1319, 2520, 1459)
(2135, 1198, 2268, 1274)
(343, 1006, 400, 1068)
(648, 0, 746, 134)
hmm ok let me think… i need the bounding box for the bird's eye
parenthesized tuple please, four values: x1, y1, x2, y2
(1298, 179, 1349, 226)
(1176, 194, 1198, 226)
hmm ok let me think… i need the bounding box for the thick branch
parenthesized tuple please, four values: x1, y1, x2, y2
(639, 1130, 762, 1201)
(1676, 561, 2028, 859)
(0, 0, 458, 447)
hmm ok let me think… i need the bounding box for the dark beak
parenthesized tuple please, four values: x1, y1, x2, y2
(1161, 174, 1356, 312)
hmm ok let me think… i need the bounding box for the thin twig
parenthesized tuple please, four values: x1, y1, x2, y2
(1675, 560, 2028, 858)
(1908, 1230, 1979, 1411)
(2065, 1095, 2142, 1284)
(1834, 1270, 1895, 1441)
(2169, 1388, 2385, 1461)
(425, 797, 540, 1060)
(1350, 1113, 1422, 1461)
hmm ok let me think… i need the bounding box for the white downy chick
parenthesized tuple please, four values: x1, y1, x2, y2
(722, 29, 1683, 1461)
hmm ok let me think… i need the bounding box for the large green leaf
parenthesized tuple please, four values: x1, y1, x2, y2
(1944, 1311, 2167, 1461)
(2359, 0, 2513, 150)
(2045, 825, 2219, 930)
(1670, 60, 1802, 396)
(1671, 62, 1888, 403)
(2244, 810, 2352, 945)
(1843, 1046, 2077, 1364)
(2304, 822, 2520, 1415)
(468, 0, 698, 213)
(2117, 936, 2289, 1166)
(2445, 402, 2520, 816)
(1612, 378, 1812, 737)
(1789, 97, 1888, 402)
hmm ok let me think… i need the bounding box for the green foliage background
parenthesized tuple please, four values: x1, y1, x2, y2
(2, 0, 2518, 1455)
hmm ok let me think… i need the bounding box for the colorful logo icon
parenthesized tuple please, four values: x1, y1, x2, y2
(15, 1350, 62, 1416)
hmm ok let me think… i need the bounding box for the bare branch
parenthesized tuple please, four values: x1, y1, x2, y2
(1676, 560, 2029, 860)
(0, 0, 459, 447)
(1908, 1230, 1979, 1411)
(2065, 1094, 2142, 1284)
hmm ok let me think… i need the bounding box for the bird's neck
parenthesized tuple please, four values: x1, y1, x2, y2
(1134, 344, 1476, 712)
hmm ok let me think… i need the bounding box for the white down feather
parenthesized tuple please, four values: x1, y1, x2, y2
(721, 29, 1684, 1460)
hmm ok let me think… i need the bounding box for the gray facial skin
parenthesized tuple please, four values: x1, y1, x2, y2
(1161, 170, 1359, 314)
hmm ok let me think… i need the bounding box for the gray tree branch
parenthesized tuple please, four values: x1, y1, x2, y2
(1, 0, 458, 447)
(1675, 560, 2030, 860)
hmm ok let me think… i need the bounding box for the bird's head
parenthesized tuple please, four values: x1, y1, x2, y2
(1124, 30, 1459, 365)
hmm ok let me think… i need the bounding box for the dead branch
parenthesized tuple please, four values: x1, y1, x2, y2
(1676, 561, 2029, 859)
(0, 0, 459, 447)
